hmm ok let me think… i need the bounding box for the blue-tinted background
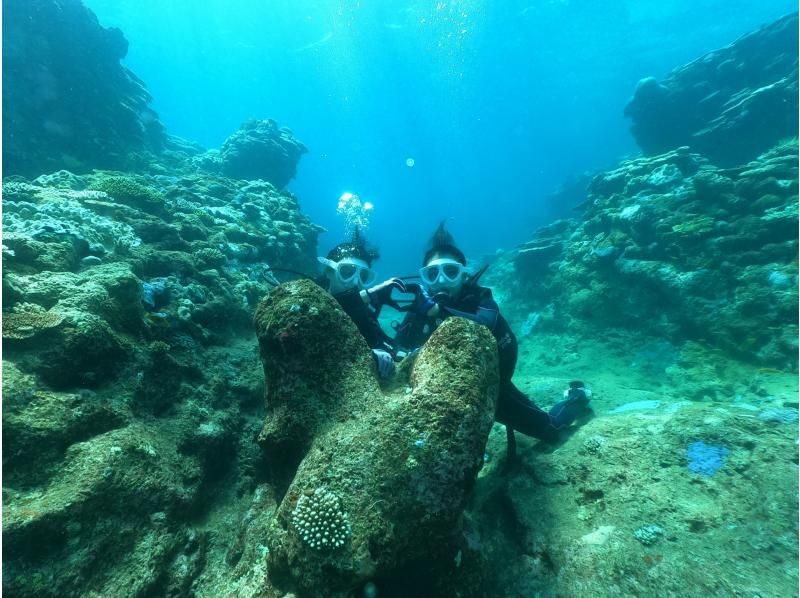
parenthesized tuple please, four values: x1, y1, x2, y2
(85, 0, 793, 277)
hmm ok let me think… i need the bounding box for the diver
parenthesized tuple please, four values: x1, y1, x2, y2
(318, 229, 406, 379)
(394, 222, 592, 445)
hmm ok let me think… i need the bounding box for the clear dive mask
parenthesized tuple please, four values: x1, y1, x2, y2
(318, 256, 377, 288)
(419, 258, 465, 290)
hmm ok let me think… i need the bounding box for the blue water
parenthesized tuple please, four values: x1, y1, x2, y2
(85, 0, 793, 277)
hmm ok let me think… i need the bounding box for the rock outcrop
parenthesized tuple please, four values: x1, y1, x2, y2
(624, 13, 798, 167)
(254, 280, 499, 595)
(220, 119, 308, 188)
(2, 0, 167, 177)
(491, 140, 798, 369)
(2, 158, 322, 595)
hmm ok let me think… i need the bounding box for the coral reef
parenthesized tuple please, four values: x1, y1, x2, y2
(464, 328, 797, 597)
(2, 148, 322, 595)
(624, 13, 798, 167)
(2, 308, 65, 340)
(220, 119, 308, 188)
(88, 175, 166, 215)
(291, 489, 352, 551)
(491, 140, 798, 369)
(2, 0, 166, 177)
(2, 10, 796, 598)
(2, 207, 498, 596)
(633, 524, 665, 546)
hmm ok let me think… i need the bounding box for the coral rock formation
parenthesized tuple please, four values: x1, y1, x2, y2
(220, 119, 308, 188)
(3, 0, 166, 177)
(624, 13, 798, 167)
(2, 153, 322, 595)
(491, 140, 798, 369)
(254, 280, 499, 594)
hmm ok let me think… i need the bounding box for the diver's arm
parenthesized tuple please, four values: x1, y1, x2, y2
(440, 291, 501, 331)
(334, 289, 393, 350)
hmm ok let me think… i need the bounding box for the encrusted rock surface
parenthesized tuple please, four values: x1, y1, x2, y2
(624, 13, 798, 167)
(469, 339, 797, 597)
(491, 140, 798, 369)
(1, 153, 321, 595)
(220, 119, 308, 188)
(254, 280, 499, 595)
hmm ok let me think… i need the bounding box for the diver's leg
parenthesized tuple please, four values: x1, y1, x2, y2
(495, 381, 561, 442)
(496, 380, 592, 442)
(548, 393, 591, 429)
(505, 425, 517, 462)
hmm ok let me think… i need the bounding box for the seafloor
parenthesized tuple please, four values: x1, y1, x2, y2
(2, 3, 798, 597)
(474, 330, 798, 596)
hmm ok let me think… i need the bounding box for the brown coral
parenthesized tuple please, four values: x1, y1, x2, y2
(2, 310, 65, 339)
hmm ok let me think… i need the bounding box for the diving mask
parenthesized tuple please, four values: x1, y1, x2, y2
(318, 256, 377, 288)
(419, 258, 465, 289)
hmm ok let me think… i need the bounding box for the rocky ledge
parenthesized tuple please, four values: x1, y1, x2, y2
(624, 13, 798, 167)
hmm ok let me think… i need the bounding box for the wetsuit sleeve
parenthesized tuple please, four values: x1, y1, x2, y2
(445, 288, 518, 381)
(393, 311, 429, 352)
(441, 289, 501, 331)
(335, 289, 393, 351)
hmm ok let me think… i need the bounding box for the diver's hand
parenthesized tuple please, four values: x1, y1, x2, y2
(372, 349, 396, 379)
(402, 282, 441, 317)
(363, 278, 406, 307)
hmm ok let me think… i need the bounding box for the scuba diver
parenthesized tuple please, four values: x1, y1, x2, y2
(394, 222, 592, 446)
(318, 229, 406, 379)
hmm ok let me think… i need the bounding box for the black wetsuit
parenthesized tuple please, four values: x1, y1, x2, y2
(333, 288, 394, 352)
(394, 283, 587, 441)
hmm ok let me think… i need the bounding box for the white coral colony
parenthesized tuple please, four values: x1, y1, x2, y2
(291, 489, 351, 551)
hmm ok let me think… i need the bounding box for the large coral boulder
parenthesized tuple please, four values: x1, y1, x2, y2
(624, 13, 798, 167)
(255, 281, 379, 476)
(2, 0, 166, 177)
(254, 280, 499, 594)
(220, 119, 308, 188)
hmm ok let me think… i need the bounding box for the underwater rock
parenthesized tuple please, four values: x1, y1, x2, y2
(3, 422, 203, 597)
(624, 13, 798, 167)
(2, 112, 324, 595)
(2, 165, 323, 343)
(220, 119, 308, 188)
(254, 280, 499, 594)
(2, 0, 166, 177)
(3, 182, 143, 270)
(1, 164, 325, 593)
(255, 281, 379, 475)
(494, 139, 798, 369)
(37, 313, 131, 389)
(2, 363, 128, 486)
